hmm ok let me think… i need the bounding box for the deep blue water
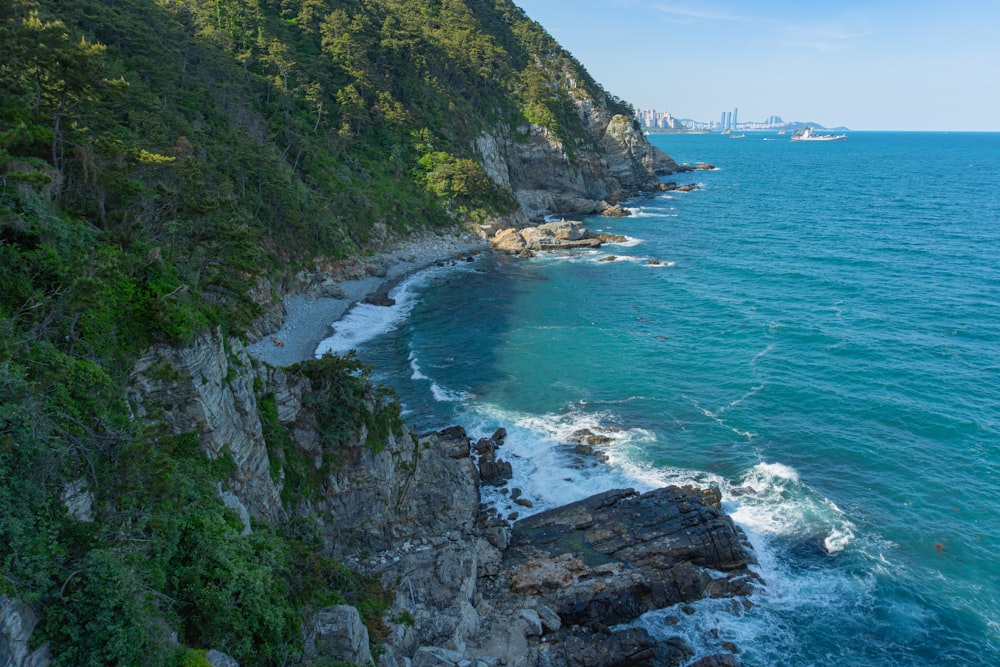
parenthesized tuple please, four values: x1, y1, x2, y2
(320, 132, 1000, 665)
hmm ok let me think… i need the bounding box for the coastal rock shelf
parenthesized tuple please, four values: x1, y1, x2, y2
(360, 426, 758, 667)
(491, 220, 608, 257)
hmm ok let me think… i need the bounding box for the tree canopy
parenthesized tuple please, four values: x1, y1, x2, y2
(0, 1, 633, 663)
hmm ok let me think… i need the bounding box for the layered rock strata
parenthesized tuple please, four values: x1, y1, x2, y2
(371, 455, 757, 667)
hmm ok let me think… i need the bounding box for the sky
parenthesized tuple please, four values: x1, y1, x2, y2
(513, 0, 1000, 131)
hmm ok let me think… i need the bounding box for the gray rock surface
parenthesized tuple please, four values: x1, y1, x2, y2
(545, 627, 692, 667)
(302, 424, 479, 558)
(303, 605, 373, 666)
(128, 327, 285, 522)
(60, 478, 94, 522)
(366, 483, 755, 667)
(485, 79, 681, 223)
(504, 487, 756, 626)
(205, 649, 240, 667)
(0, 596, 50, 667)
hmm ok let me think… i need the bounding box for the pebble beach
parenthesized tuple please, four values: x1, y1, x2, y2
(245, 231, 488, 367)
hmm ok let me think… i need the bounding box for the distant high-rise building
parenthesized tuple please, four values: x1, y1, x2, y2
(720, 112, 727, 129)
(732, 107, 738, 129)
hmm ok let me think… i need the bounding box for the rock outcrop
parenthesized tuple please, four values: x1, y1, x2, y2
(114, 307, 756, 667)
(1, 596, 50, 667)
(491, 220, 605, 256)
(369, 481, 756, 667)
(128, 327, 284, 523)
(503, 487, 756, 626)
(303, 606, 373, 667)
(475, 74, 683, 224)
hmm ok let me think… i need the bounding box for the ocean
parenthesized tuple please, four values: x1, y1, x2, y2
(318, 132, 1000, 666)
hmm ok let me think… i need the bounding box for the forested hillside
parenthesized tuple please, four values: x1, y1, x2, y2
(0, 1, 639, 664)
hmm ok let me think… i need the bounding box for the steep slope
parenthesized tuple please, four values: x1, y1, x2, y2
(1, 0, 684, 664)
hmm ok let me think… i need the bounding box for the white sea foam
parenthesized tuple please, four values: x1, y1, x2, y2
(691, 397, 759, 440)
(622, 544, 876, 664)
(750, 344, 775, 367)
(461, 404, 660, 516)
(530, 249, 603, 265)
(590, 253, 649, 265)
(752, 461, 799, 482)
(403, 336, 866, 661)
(612, 470, 872, 665)
(721, 384, 766, 413)
(314, 300, 412, 357)
(620, 207, 661, 219)
(442, 391, 869, 663)
(457, 401, 734, 522)
(315, 262, 476, 357)
(725, 462, 856, 555)
(409, 352, 428, 380)
(430, 382, 472, 403)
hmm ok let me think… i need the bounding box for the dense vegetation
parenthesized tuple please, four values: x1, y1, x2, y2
(0, 0, 632, 663)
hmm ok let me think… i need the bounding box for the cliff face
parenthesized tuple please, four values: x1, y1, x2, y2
(121, 319, 756, 667)
(128, 328, 285, 524)
(479, 79, 682, 222)
(125, 331, 482, 559)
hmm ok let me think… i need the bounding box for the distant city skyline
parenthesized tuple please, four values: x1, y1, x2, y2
(638, 107, 817, 131)
(514, 0, 1000, 132)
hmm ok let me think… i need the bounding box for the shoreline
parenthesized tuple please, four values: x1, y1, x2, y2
(246, 231, 489, 367)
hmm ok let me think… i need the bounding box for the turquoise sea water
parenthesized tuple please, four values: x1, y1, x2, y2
(320, 132, 1000, 665)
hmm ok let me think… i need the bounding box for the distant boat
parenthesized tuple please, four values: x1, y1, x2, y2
(791, 126, 846, 142)
(729, 133, 746, 139)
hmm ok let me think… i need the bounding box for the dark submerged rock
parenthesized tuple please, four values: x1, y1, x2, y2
(363, 291, 396, 306)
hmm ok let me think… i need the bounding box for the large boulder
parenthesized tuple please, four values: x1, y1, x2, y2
(545, 627, 693, 667)
(0, 596, 51, 667)
(204, 650, 239, 667)
(491, 227, 528, 255)
(503, 487, 756, 627)
(303, 605, 373, 666)
(491, 221, 603, 255)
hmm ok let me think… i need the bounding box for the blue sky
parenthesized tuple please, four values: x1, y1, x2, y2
(514, 0, 1000, 131)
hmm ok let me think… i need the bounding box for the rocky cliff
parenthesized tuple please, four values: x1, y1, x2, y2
(129, 335, 757, 667)
(479, 108, 682, 223)
(1, 1, 727, 664)
(3, 286, 757, 667)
